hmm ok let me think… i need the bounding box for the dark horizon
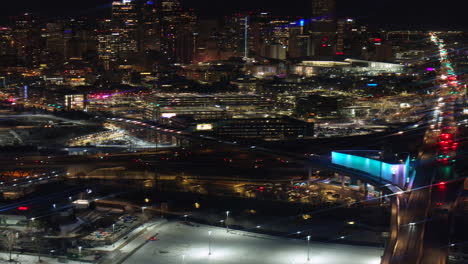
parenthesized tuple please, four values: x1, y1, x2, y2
(0, 0, 465, 30)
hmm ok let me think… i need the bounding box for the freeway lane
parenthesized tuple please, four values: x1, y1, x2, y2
(383, 32, 465, 264)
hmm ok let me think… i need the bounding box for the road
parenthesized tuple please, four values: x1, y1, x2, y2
(382, 32, 465, 264)
(122, 221, 383, 264)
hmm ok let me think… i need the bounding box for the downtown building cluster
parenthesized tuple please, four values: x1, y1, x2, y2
(0, 0, 408, 72)
(0, 0, 465, 141)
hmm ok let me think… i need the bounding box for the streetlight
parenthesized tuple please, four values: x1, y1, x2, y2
(184, 214, 188, 223)
(208, 231, 212, 255)
(225, 211, 230, 233)
(181, 254, 185, 264)
(112, 224, 116, 247)
(141, 206, 147, 214)
(78, 246, 82, 264)
(306, 235, 311, 261)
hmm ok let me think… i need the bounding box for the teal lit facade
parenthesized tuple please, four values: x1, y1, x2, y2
(331, 151, 408, 188)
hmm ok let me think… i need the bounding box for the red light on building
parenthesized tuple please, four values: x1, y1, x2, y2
(18, 206, 29, 211)
(336, 52, 344, 55)
(373, 38, 382, 42)
(439, 181, 446, 185)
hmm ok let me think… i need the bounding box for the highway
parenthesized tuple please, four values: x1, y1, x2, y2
(382, 32, 465, 264)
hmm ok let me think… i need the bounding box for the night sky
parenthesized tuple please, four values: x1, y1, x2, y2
(0, 0, 465, 30)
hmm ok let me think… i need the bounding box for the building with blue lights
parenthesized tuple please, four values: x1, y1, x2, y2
(331, 150, 409, 189)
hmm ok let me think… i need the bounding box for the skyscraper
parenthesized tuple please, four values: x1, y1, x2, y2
(310, 0, 337, 56)
(111, 0, 139, 58)
(159, 0, 197, 63)
(312, 0, 336, 20)
(141, 0, 161, 51)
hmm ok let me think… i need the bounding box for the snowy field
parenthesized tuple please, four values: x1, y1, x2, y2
(123, 222, 383, 264)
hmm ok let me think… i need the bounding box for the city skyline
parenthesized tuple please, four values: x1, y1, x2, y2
(0, 0, 466, 263)
(0, 0, 465, 30)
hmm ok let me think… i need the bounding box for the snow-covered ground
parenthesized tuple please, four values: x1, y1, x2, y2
(0, 253, 81, 264)
(123, 221, 383, 264)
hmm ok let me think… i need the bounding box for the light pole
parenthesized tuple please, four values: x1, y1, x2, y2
(112, 224, 116, 247)
(208, 231, 212, 255)
(78, 246, 82, 264)
(181, 254, 185, 264)
(225, 211, 230, 233)
(306, 235, 311, 261)
(32, 236, 41, 263)
(141, 206, 147, 214)
(184, 214, 188, 223)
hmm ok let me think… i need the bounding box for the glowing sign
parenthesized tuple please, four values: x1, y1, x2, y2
(196, 124, 213, 131)
(367, 83, 378, 87)
(18, 206, 29, 211)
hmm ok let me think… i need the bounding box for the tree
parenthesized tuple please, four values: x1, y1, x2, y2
(4, 231, 18, 262)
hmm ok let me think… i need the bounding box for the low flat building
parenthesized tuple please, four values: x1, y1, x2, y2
(146, 106, 229, 122)
(173, 116, 314, 141)
(293, 59, 405, 77)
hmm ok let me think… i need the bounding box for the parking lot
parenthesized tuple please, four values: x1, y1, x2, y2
(123, 221, 383, 264)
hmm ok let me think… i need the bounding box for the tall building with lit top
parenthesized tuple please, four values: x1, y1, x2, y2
(111, 0, 139, 58)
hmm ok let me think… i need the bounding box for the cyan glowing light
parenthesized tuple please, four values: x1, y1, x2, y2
(331, 151, 408, 188)
(367, 83, 378, 87)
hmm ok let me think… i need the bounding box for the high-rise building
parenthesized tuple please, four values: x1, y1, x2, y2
(45, 22, 66, 58)
(111, 0, 139, 57)
(312, 0, 336, 20)
(159, 0, 197, 63)
(310, 0, 337, 56)
(289, 26, 314, 58)
(13, 13, 41, 67)
(141, 0, 162, 51)
(0, 27, 15, 56)
(97, 19, 121, 70)
(64, 18, 97, 59)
